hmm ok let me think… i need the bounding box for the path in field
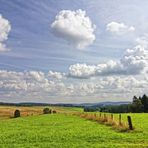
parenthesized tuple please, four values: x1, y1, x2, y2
(0, 114, 148, 148)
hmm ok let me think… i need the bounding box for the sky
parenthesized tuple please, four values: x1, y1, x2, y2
(0, 0, 148, 103)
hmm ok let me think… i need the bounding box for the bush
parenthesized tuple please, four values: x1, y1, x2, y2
(14, 109, 20, 118)
(43, 108, 51, 114)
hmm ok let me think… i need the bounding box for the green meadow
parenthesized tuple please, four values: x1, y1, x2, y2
(0, 111, 148, 148)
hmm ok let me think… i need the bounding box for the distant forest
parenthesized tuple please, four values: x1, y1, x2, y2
(84, 94, 148, 113)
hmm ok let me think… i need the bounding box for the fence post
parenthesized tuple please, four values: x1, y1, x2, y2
(111, 114, 113, 120)
(100, 113, 102, 118)
(119, 114, 122, 125)
(127, 116, 133, 130)
(104, 113, 107, 121)
(94, 113, 96, 118)
(104, 113, 106, 119)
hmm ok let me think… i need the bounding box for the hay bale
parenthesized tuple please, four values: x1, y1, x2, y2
(43, 108, 51, 114)
(14, 109, 20, 118)
(52, 110, 56, 114)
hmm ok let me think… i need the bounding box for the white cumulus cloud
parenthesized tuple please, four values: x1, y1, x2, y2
(69, 63, 96, 78)
(51, 9, 96, 49)
(0, 14, 11, 52)
(106, 21, 135, 35)
(68, 45, 148, 78)
(48, 71, 65, 80)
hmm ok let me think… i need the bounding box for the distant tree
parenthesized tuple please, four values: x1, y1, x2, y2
(131, 96, 143, 112)
(133, 96, 138, 102)
(139, 96, 142, 100)
(84, 106, 100, 112)
(141, 94, 148, 112)
(102, 104, 132, 113)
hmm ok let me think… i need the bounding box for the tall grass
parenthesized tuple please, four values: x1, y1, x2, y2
(72, 112, 130, 131)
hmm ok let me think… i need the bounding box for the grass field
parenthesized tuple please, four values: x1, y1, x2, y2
(0, 106, 148, 148)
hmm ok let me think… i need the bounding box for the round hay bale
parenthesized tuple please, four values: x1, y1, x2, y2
(43, 108, 51, 114)
(52, 110, 56, 114)
(14, 109, 21, 118)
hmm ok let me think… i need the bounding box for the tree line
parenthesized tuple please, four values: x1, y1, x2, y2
(84, 94, 148, 113)
(131, 94, 148, 113)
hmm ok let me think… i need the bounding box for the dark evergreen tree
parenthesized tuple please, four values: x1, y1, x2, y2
(141, 94, 148, 112)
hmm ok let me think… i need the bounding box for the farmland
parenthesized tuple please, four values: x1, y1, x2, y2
(0, 106, 148, 148)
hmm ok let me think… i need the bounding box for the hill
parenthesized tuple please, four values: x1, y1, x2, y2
(0, 101, 131, 107)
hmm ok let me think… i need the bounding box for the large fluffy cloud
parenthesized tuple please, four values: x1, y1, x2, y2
(68, 45, 148, 78)
(0, 14, 11, 52)
(51, 9, 96, 49)
(120, 45, 148, 74)
(106, 21, 135, 35)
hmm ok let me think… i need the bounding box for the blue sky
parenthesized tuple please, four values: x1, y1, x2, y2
(0, 0, 148, 103)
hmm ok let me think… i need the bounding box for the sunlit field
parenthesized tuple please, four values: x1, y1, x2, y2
(0, 106, 83, 119)
(0, 106, 44, 119)
(0, 106, 148, 148)
(1, 0, 148, 147)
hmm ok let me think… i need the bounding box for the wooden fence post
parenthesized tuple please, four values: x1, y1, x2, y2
(94, 113, 96, 118)
(127, 116, 133, 130)
(104, 113, 107, 121)
(119, 114, 122, 125)
(104, 113, 106, 119)
(100, 113, 102, 118)
(111, 114, 113, 120)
